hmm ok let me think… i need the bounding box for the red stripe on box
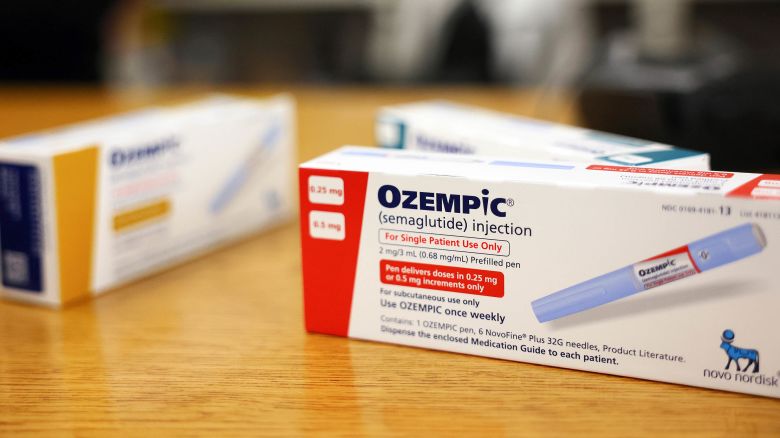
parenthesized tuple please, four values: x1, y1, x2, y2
(587, 165, 733, 178)
(299, 168, 369, 336)
(726, 174, 780, 200)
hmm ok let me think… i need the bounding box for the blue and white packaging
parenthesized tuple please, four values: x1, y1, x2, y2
(301, 146, 780, 398)
(0, 94, 295, 306)
(376, 100, 710, 169)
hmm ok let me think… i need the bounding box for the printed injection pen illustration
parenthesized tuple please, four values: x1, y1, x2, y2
(532, 223, 767, 323)
(209, 122, 281, 214)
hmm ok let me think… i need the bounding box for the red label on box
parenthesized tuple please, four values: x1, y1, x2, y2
(586, 165, 733, 178)
(380, 260, 504, 297)
(727, 174, 780, 200)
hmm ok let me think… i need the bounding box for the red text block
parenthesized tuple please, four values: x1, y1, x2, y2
(380, 260, 504, 297)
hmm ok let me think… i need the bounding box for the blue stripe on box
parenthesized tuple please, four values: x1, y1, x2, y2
(0, 163, 44, 292)
(489, 160, 575, 170)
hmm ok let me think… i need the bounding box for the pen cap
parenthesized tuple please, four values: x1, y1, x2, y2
(532, 266, 640, 323)
(689, 223, 766, 272)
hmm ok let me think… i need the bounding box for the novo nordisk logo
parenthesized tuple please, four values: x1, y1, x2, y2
(111, 137, 180, 167)
(704, 329, 780, 388)
(377, 185, 510, 217)
(638, 259, 676, 277)
(720, 329, 760, 373)
(704, 329, 778, 388)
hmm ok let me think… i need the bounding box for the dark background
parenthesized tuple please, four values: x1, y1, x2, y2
(1, 0, 778, 171)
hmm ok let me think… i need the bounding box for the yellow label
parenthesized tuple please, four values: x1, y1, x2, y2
(113, 199, 171, 232)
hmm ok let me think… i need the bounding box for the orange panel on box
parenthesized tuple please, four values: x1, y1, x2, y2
(53, 145, 99, 304)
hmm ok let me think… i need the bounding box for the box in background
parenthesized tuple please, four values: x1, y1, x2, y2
(0, 94, 295, 306)
(377, 100, 710, 170)
(301, 146, 779, 398)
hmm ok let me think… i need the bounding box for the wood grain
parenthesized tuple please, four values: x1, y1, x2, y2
(0, 87, 778, 436)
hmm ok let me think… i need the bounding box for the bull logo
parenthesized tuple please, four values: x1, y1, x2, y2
(720, 329, 759, 373)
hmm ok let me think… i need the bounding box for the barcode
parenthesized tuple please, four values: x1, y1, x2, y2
(3, 251, 29, 286)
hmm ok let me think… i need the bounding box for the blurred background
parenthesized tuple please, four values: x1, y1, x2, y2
(1, 0, 778, 170)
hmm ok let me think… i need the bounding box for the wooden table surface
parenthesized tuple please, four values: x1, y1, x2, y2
(0, 87, 778, 436)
